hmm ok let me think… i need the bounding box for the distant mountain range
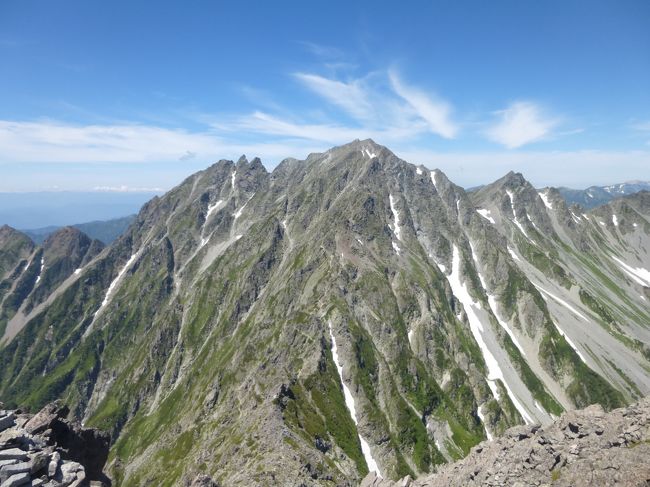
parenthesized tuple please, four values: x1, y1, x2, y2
(0, 191, 160, 229)
(22, 215, 136, 245)
(555, 181, 650, 209)
(0, 140, 647, 485)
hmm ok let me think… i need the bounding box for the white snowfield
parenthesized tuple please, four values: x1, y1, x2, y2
(430, 170, 440, 190)
(362, 147, 378, 159)
(328, 322, 382, 477)
(538, 191, 553, 210)
(438, 246, 550, 426)
(477, 208, 495, 224)
(611, 255, 650, 286)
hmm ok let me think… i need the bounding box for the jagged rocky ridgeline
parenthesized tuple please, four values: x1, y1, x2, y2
(0, 402, 109, 487)
(0, 139, 648, 484)
(362, 397, 650, 486)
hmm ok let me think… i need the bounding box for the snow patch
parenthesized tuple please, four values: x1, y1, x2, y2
(416, 167, 423, 175)
(533, 284, 589, 321)
(477, 208, 495, 224)
(231, 170, 236, 188)
(476, 404, 493, 441)
(362, 147, 378, 159)
(389, 194, 402, 241)
(392, 241, 401, 256)
(551, 318, 587, 363)
(408, 329, 414, 346)
(445, 245, 533, 424)
(328, 322, 382, 476)
(35, 257, 45, 284)
(538, 191, 553, 210)
(430, 170, 440, 190)
(233, 193, 255, 220)
(611, 255, 650, 286)
(74, 268, 82, 275)
(206, 199, 224, 220)
(101, 253, 138, 308)
(507, 246, 521, 262)
(612, 214, 618, 227)
(470, 243, 525, 355)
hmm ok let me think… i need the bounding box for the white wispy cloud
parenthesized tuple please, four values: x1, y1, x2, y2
(293, 73, 375, 122)
(0, 119, 321, 164)
(388, 70, 458, 139)
(484, 101, 559, 149)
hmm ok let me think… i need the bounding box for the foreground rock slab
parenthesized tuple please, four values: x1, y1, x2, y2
(363, 397, 650, 487)
(0, 402, 110, 487)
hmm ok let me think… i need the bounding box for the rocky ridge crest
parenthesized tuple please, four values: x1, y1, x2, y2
(362, 397, 650, 487)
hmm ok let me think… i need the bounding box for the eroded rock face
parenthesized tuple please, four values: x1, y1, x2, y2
(363, 397, 650, 487)
(0, 401, 110, 486)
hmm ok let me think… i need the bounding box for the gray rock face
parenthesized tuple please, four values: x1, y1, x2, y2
(363, 397, 650, 487)
(0, 403, 109, 487)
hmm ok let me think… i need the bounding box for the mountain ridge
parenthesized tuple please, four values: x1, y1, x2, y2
(0, 139, 648, 485)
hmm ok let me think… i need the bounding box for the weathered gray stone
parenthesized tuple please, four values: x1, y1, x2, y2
(0, 450, 26, 462)
(0, 471, 30, 487)
(0, 414, 15, 433)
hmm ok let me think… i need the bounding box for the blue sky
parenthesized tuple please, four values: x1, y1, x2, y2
(1, 0, 649, 191)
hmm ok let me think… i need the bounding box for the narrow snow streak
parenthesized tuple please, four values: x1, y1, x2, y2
(476, 404, 493, 440)
(538, 191, 553, 210)
(533, 286, 587, 363)
(611, 255, 650, 286)
(506, 190, 530, 239)
(477, 208, 495, 224)
(389, 194, 402, 241)
(469, 243, 525, 355)
(231, 170, 236, 188)
(507, 246, 521, 262)
(445, 246, 533, 424)
(205, 199, 224, 220)
(233, 193, 255, 220)
(612, 214, 618, 227)
(328, 322, 382, 477)
(430, 170, 439, 190)
(35, 257, 45, 284)
(392, 241, 401, 256)
(533, 284, 589, 321)
(407, 329, 414, 347)
(101, 253, 138, 308)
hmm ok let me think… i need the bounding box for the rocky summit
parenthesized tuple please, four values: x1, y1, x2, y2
(0, 140, 648, 485)
(361, 397, 650, 487)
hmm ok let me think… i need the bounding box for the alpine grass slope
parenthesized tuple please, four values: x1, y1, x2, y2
(0, 140, 648, 486)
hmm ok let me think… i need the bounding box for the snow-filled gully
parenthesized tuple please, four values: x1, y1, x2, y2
(328, 322, 382, 477)
(435, 246, 546, 426)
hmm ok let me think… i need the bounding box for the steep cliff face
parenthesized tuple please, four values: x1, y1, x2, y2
(0, 140, 647, 486)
